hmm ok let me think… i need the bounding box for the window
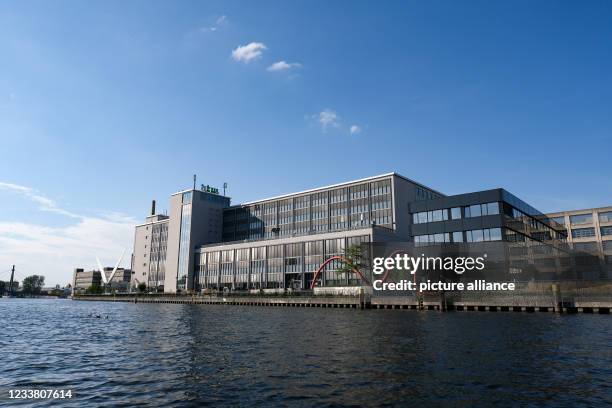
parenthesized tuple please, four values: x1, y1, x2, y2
(466, 228, 502, 242)
(465, 202, 499, 218)
(574, 242, 598, 253)
(550, 216, 565, 226)
(452, 231, 463, 242)
(465, 205, 481, 218)
(489, 228, 502, 241)
(414, 233, 450, 245)
(571, 227, 595, 238)
(413, 209, 449, 224)
(451, 207, 461, 220)
(486, 202, 500, 215)
(601, 226, 612, 236)
(599, 211, 612, 223)
(433, 233, 450, 243)
(466, 229, 483, 242)
(570, 214, 593, 225)
(603, 241, 612, 252)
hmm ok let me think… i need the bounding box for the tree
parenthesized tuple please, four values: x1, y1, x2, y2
(138, 282, 147, 293)
(85, 283, 103, 294)
(0, 281, 5, 296)
(338, 245, 364, 275)
(22, 275, 45, 296)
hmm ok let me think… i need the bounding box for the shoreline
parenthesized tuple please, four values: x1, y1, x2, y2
(72, 293, 612, 314)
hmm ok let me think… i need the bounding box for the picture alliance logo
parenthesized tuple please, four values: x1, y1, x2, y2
(372, 253, 488, 276)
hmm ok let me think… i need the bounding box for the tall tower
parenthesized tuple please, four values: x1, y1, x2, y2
(164, 188, 230, 293)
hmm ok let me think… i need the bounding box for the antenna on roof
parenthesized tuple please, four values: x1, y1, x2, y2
(223, 182, 228, 196)
(193, 174, 196, 190)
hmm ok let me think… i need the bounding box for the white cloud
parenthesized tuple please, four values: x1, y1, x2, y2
(199, 15, 229, 33)
(231, 42, 267, 63)
(0, 182, 80, 218)
(267, 61, 302, 72)
(0, 182, 136, 286)
(314, 109, 339, 131)
(350, 125, 362, 135)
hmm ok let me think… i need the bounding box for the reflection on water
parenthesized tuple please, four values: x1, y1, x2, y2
(1, 299, 611, 407)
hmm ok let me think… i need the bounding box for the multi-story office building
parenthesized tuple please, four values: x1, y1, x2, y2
(72, 267, 132, 294)
(410, 189, 572, 281)
(133, 189, 231, 293)
(547, 207, 612, 279)
(73, 268, 101, 294)
(197, 173, 442, 291)
(135, 173, 443, 292)
(132, 172, 608, 294)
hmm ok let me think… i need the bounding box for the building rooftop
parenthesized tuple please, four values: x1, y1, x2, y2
(225, 172, 445, 208)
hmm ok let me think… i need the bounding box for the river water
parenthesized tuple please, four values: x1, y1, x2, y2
(0, 298, 610, 407)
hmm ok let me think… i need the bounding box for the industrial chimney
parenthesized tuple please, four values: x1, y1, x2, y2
(151, 200, 156, 216)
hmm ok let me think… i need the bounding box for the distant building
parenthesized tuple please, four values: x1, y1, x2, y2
(547, 206, 612, 279)
(72, 267, 132, 295)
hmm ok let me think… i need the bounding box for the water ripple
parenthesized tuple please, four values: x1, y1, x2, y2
(0, 299, 610, 407)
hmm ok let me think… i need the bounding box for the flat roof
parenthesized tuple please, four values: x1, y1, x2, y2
(223, 172, 444, 208)
(135, 217, 170, 228)
(547, 205, 612, 216)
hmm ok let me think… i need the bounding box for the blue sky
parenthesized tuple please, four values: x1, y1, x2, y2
(1, 1, 611, 285)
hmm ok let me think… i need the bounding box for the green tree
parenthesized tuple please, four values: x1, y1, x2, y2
(0, 280, 5, 296)
(22, 275, 45, 296)
(85, 283, 103, 294)
(138, 282, 147, 293)
(338, 245, 364, 275)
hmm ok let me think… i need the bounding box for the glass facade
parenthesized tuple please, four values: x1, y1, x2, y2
(465, 202, 499, 218)
(220, 178, 396, 242)
(503, 204, 567, 242)
(197, 234, 370, 291)
(413, 203, 499, 224)
(148, 222, 168, 290)
(176, 196, 192, 291)
(466, 228, 502, 242)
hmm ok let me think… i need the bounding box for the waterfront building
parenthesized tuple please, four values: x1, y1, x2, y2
(409, 189, 575, 281)
(132, 189, 231, 293)
(72, 267, 132, 294)
(195, 173, 442, 291)
(135, 172, 604, 294)
(546, 206, 612, 279)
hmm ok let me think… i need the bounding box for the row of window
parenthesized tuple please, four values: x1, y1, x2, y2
(571, 226, 612, 238)
(415, 186, 441, 201)
(412, 203, 499, 225)
(414, 228, 502, 245)
(505, 205, 566, 241)
(551, 211, 612, 226)
(197, 236, 370, 283)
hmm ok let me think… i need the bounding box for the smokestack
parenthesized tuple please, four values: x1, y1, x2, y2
(151, 200, 156, 216)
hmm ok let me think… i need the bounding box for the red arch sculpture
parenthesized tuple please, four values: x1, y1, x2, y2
(310, 255, 371, 289)
(381, 250, 406, 283)
(379, 250, 419, 286)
